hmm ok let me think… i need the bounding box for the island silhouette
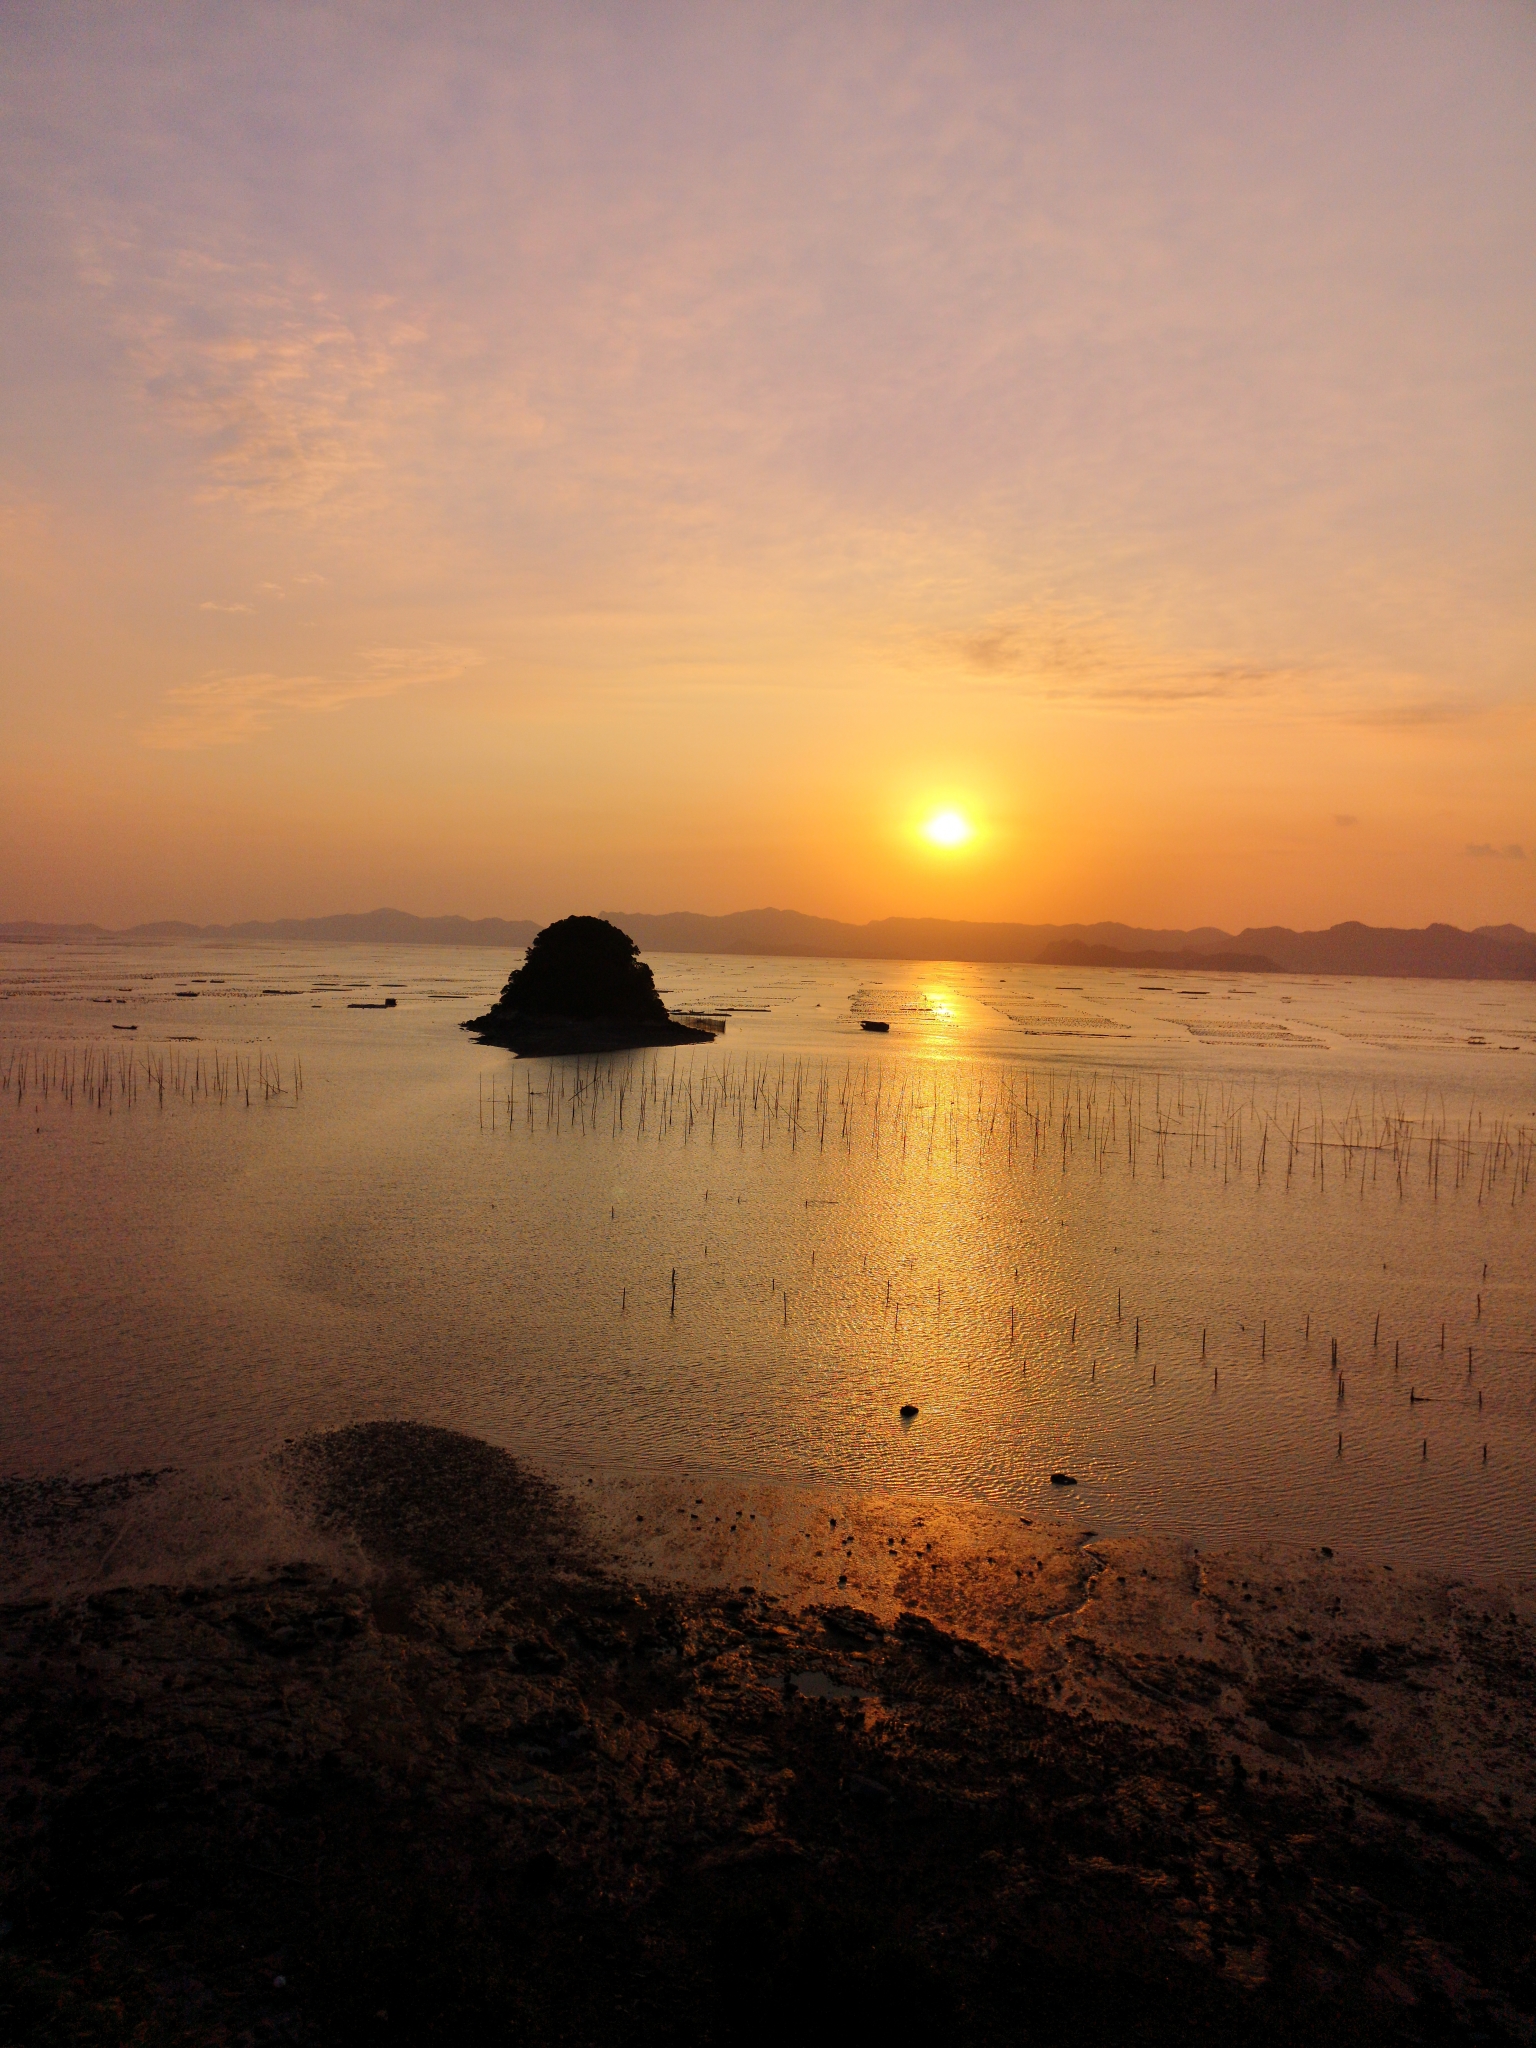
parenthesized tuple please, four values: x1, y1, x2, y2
(462, 914, 716, 1054)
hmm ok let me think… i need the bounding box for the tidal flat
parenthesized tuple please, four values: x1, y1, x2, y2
(3, 1423, 1533, 2045)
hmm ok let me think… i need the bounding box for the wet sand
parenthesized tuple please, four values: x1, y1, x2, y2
(2, 1426, 1533, 2044)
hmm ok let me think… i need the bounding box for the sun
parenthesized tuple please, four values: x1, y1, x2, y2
(922, 808, 973, 849)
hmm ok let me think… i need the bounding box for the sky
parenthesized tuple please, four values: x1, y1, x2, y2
(2, 2, 1533, 933)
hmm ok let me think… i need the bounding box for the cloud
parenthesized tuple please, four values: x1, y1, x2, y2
(84, 235, 436, 518)
(197, 599, 253, 613)
(1465, 841, 1525, 861)
(141, 643, 482, 749)
(945, 616, 1286, 708)
(1350, 699, 1477, 730)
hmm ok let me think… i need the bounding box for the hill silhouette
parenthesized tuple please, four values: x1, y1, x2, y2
(462, 917, 714, 1054)
(3, 907, 1532, 978)
(486, 916, 669, 1022)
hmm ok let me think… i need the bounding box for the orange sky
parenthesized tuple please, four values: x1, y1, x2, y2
(2, 4, 1533, 932)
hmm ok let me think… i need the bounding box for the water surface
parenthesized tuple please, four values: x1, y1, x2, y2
(3, 939, 1533, 1573)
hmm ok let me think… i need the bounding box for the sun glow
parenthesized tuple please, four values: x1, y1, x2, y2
(922, 809, 974, 849)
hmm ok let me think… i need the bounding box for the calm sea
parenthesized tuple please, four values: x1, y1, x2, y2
(3, 940, 1533, 1572)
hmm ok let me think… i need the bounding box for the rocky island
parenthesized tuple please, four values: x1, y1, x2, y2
(462, 915, 716, 1055)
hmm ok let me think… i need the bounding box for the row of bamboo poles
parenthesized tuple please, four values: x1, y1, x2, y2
(480, 1052, 1533, 1208)
(3, 1043, 302, 1110)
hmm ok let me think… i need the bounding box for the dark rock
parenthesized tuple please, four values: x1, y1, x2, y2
(846, 1773, 894, 1804)
(462, 916, 715, 1054)
(485, 915, 667, 1021)
(893, 1611, 1000, 1668)
(815, 1605, 886, 1642)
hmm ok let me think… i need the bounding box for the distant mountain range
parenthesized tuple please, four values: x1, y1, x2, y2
(3, 907, 1534, 979)
(0, 909, 543, 948)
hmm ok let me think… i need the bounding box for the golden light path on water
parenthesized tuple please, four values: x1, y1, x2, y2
(1, 940, 1533, 1575)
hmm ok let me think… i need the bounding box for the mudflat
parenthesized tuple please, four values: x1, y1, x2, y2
(2, 1424, 1532, 2045)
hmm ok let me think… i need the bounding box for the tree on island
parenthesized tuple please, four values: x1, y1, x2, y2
(491, 915, 669, 1022)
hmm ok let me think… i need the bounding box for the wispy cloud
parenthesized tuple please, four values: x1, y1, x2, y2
(1350, 699, 1478, 730)
(1466, 841, 1525, 861)
(197, 599, 253, 613)
(84, 235, 436, 517)
(944, 616, 1287, 708)
(142, 644, 482, 749)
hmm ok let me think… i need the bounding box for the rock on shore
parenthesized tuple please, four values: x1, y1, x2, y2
(2, 1425, 1533, 2046)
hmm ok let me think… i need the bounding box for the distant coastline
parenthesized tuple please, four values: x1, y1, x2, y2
(2, 906, 1534, 979)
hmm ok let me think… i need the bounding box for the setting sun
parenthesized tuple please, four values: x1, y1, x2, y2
(922, 809, 974, 849)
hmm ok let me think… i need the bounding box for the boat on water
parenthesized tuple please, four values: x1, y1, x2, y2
(861, 1019, 890, 1032)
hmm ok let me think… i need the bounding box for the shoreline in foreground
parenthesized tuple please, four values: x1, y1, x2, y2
(3, 1425, 1533, 2044)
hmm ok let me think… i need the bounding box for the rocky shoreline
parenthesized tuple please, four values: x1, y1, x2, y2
(2, 1425, 1533, 2045)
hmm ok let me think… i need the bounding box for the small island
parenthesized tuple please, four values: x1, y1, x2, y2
(462, 914, 716, 1055)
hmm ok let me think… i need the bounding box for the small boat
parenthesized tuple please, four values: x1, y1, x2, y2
(861, 1019, 890, 1032)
